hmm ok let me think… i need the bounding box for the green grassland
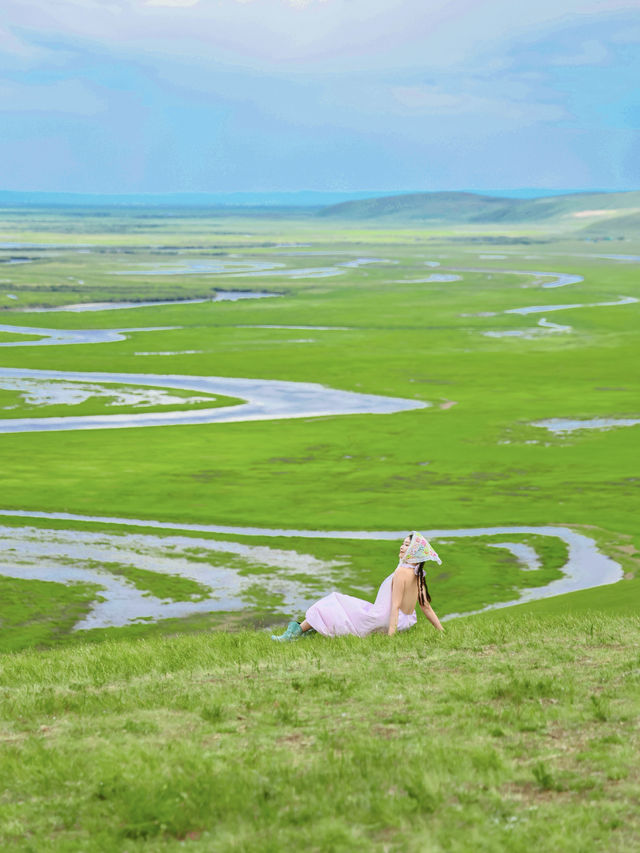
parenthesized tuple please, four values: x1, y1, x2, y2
(0, 202, 639, 850)
(1, 614, 639, 851)
(0, 205, 639, 642)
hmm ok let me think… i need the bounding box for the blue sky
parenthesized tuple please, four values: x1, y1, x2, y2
(1, 0, 638, 194)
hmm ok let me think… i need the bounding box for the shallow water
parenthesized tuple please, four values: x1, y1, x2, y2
(0, 323, 177, 347)
(537, 318, 572, 332)
(591, 254, 640, 262)
(0, 242, 92, 249)
(0, 512, 622, 627)
(564, 254, 640, 263)
(532, 417, 640, 434)
(0, 367, 427, 433)
(0, 524, 346, 629)
(110, 256, 392, 281)
(401, 274, 462, 283)
(20, 290, 278, 313)
(134, 350, 203, 356)
(446, 268, 584, 289)
(505, 295, 638, 316)
(339, 257, 395, 268)
(482, 316, 572, 338)
(111, 260, 284, 276)
(488, 542, 540, 571)
(241, 266, 345, 279)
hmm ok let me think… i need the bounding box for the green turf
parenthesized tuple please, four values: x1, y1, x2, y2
(0, 614, 638, 851)
(0, 576, 101, 653)
(0, 331, 45, 343)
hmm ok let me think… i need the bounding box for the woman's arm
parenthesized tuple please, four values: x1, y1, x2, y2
(388, 574, 403, 636)
(419, 600, 444, 631)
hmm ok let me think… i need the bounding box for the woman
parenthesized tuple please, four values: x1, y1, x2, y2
(271, 531, 444, 641)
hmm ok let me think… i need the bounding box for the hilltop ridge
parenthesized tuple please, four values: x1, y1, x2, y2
(319, 189, 640, 227)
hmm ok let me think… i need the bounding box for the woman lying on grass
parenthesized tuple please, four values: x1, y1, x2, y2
(271, 531, 444, 641)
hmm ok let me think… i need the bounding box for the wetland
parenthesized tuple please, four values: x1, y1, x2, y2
(0, 204, 638, 649)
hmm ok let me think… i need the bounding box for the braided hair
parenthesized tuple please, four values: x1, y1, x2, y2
(416, 561, 432, 607)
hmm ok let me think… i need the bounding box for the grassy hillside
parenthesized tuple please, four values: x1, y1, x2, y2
(0, 207, 638, 850)
(580, 210, 640, 239)
(319, 190, 640, 226)
(1, 613, 638, 852)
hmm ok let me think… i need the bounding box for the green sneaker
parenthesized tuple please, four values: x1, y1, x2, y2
(271, 621, 303, 642)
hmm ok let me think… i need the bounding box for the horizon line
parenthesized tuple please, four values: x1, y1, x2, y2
(0, 187, 638, 208)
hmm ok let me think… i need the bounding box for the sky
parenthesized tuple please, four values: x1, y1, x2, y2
(1, 0, 639, 194)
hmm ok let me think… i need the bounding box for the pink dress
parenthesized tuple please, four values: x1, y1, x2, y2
(305, 573, 417, 638)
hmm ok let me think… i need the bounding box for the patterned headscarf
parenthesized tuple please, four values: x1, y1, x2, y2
(399, 530, 442, 573)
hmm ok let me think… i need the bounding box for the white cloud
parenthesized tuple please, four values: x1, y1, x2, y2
(145, 0, 200, 6)
(2, 0, 636, 74)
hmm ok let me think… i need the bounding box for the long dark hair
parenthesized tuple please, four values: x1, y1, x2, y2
(416, 561, 432, 606)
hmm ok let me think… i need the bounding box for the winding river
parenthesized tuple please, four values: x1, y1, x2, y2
(0, 258, 632, 626)
(0, 367, 426, 433)
(0, 511, 623, 630)
(0, 264, 636, 433)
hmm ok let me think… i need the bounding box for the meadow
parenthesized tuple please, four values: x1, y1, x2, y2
(0, 202, 638, 849)
(1, 613, 639, 852)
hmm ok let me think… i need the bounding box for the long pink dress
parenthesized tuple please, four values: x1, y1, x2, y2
(305, 573, 417, 638)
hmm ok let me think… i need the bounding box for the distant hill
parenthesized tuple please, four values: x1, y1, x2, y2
(579, 209, 640, 238)
(319, 190, 640, 225)
(2, 188, 638, 232)
(0, 189, 419, 208)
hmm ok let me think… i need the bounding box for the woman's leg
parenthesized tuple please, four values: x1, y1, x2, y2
(300, 619, 312, 632)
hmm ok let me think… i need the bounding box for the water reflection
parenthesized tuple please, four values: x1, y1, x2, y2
(446, 268, 584, 288)
(111, 260, 284, 276)
(505, 295, 637, 315)
(483, 317, 572, 338)
(19, 290, 279, 314)
(0, 323, 176, 347)
(532, 417, 640, 434)
(0, 525, 346, 629)
(0, 513, 622, 629)
(0, 367, 427, 433)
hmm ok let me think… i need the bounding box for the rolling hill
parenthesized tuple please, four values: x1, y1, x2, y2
(318, 189, 640, 227)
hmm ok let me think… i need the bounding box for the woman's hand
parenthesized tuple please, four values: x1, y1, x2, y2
(420, 601, 444, 631)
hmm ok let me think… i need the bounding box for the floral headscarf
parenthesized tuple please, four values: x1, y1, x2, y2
(399, 530, 442, 573)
